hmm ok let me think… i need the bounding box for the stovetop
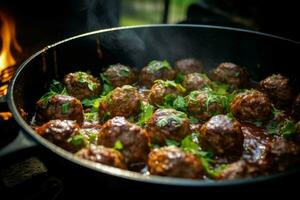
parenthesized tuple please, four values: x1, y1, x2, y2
(1, 117, 300, 199)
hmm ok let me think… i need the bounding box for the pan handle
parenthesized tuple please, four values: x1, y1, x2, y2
(0, 130, 38, 157)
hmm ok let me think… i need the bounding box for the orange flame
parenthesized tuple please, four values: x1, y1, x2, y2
(0, 11, 22, 97)
(0, 11, 22, 71)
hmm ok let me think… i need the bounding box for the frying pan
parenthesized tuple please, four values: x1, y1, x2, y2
(5, 24, 300, 187)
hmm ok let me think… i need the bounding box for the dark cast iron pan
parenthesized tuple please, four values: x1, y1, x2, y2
(6, 24, 300, 187)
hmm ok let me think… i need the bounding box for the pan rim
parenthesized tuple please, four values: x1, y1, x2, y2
(7, 24, 300, 187)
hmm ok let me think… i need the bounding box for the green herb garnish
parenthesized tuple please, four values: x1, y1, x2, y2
(175, 72, 184, 83)
(76, 71, 98, 91)
(156, 111, 187, 128)
(61, 103, 69, 114)
(137, 101, 154, 126)
(67, 134, 85, 149)
(148, 60, 171, 72)
(165, 139, 180, 146)
(100, 73, 114, 95)
(39, 80, 68, 108)
(267, 119, 297, 138)
(173, 96, 188, 112)
(155, 80, 186, 93)
(114, 140, 124, 150)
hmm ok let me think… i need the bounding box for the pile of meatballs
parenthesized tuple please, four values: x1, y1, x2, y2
(33, 58, 300, 180)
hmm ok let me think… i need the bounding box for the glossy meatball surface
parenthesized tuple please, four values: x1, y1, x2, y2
(148, 146, 203, 179)
(36, 94, 84, 124)
(103, 63, 136, 87)
(99, 85, 140, 119)
(211, 62, 249, 89)
(64, 71, 101, 100)
(260, 74, 293, 107)
(186, 90, 224, 121)
(200, 115, 244, 157)
(230, 90, 272, 121)
(146, 109, 190, 145)
(174, 58, 204, 75)
(76, 144, 127, 169)
(148, 80, 186, 105)
(139, 60, 175, 87)
(182, 73, 211, 92)
(98, 117, 150, 165)
(36, 119, 80, 152)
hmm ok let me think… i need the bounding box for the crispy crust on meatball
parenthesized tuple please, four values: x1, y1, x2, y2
(103, 63, 136, 87)
(230, 90, 272, 121)
(174, 58, 204, 75)
(182, 73, 211, 92)
(36, 94, 84, 124)
(64, 71, 101, 100)
(148, 146, 203, 179)
(200, 115, 244, 157)
(98, 117, 150, 164)
(76, 144, 127, 169)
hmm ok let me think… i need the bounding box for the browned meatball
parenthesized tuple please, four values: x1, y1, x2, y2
(292, 93, 300, 120)
(98, 117, 150, 164)
(99, 85, 140, 119)
(218, 160, 260, 180)
(36, 120, 81, 152)
(260, 74, 293, 107)
(148, 80, 186, 105)
(76, 144, 127, 169)
(64, 71, 101, 100)
(185, 90, 224, 121)
(200, 115, 244, 157)
(230, 90, 272, 121)
(174, 58, 204, 75)
(103, 63, 136, 87)
(36, 94, 84, 124)
(139, 60, 176, 88)
(148, 146, 203, 179)
(182, 73, 211, 92)
(211, 62, 249, 89)
(146, 109, 190, 145)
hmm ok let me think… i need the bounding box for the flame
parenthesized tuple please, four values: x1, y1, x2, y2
(0, 112, 12, 121)
(0, 11, 22, 96)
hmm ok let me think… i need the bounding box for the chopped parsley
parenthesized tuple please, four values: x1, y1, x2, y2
(180, 133, 227, 178)
(189, 116, 200, 124)
(155, 80, 186, 93)
(137, 101, 154, 126)
(272, 105, 285, 118)
(39, 80, 68, 108)
(267, 119, 297, 138)
(175, 72, 184, 83)
(76, 72, 98, 91)
(156, 111, 187, 128)
(148, 60, 171, 72)
(165, 139, 180, 146)
(100, 73, 114, 95)
(234, 72, 240, 77)
(173, 96, 188, 111)
(114, 140, 124, 150)
(81, 98, 100, 112)
(119, 67, 130, 77)
(67, 134, 85, 149)
(61, 103, 69, 114)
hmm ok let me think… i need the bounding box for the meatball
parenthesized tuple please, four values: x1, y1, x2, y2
(64, 71, 101, 100)
(98, 117, 150, 164)
(186, 90, 224, 121)
(182, 73, 211, 92)
(146, 109, 190, 145)
(230, 90, 272, 121)
(148, 80, 186, 105)
(292, 93, 300, 120)
(211, 62, 249, 89)
(148, 146, 203, 179)
(76, 144, 126, 169)
(218, 160, 260, 180)
(200, 115, 244, 157)
(139, 60, 175, 88)
(174, 58, 204, 75)
(36, 94, 84, 124)
(99, 85, 140, 119)
(36, 120, 81, 152)
(260, 74, 293, 107)
(103, 63, 136, 87)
